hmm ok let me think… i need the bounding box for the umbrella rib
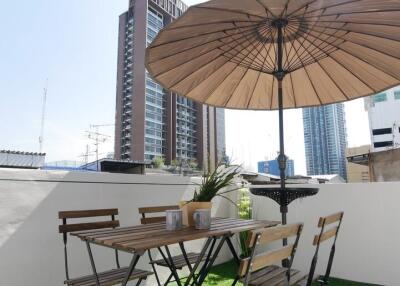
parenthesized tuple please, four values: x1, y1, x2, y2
(290, 18, 400, 28)
(285, 19, 344, 71)
(164, 20, 261, 31)
(285, 16, 322, 71)
(194, 6, 265, 20)
(292, 8, 400, 20)
(288, 47, 384, 93)
(168, 31, 262, 98)
(287, 26, 350, 100)
(152, 28, 260, 78)
(148, 22, 259, 50)
(280, 0, 290, 19)
(222, 25, 276, 106)
(157, 29, 260, 87)
(255, 25, 277, 72)
(246, 70, 263, 109)
(292, 25, 400, 79)
(306, 22, 400, 42)
(206, 33, 269, 106)
(259, 12, 278, 72)
(285, 0, 319, 19)
(283, 28, 298, 108)
(288, 0, 363, 18)
(222, 27, 274, 73)
(290, 36, 324, 105)
(303, 25, 400, 62)
(255, 0, 278, 18)
(148, 24, 259, 64)
(247, 31, 279, 108)
(285, 7, 315, 69)
(236, 23, 274, 72)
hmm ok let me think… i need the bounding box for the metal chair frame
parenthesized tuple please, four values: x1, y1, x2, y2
(232, 223, 304, 286)
(139, 205, 201, 286)
(59, 209, 147, 286)
(307, 212, 344, 286)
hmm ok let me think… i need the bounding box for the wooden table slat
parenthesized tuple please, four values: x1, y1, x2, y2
(71, 218, 279, 253)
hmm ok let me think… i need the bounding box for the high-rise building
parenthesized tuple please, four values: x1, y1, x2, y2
(303, 103, 348, 181)
(114, 0, 225, 169)
(364, 87, 400, 152)
(257, 159, 295, 177)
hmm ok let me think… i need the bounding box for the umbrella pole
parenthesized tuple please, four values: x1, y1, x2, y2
(275, 19, 288, 246)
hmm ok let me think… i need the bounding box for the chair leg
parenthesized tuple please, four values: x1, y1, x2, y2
(136, 278, 143, 286)
(231, 276, 239, 286)
(320, 244, 336, 286)
(164, 273, 174, 285)
(148, 250, 162, 286)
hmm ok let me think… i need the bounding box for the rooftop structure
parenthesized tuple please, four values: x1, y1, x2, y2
(0, 150, 46, 169)
(257, 159, 295, 177)
(346, 145, 371, 183)
(365, 87, 400, 152)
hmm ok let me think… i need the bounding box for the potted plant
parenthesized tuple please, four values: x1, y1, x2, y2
(180, 164, 240, 226)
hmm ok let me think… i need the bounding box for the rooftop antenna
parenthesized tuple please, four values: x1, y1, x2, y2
(86, 124, 113, 171)
(39, 79, 48, 153)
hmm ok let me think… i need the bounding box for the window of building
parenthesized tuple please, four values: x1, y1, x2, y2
(373, 93, 387, 103)
(394, 90, 400, 100)
(372, 128, 392, 135)
(374, 141, 393, 148)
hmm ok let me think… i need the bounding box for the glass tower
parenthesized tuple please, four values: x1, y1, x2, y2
(303, 103, 348, 181)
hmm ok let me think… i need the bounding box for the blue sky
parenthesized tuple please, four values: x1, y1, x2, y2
(0, 0, 128, 161)
(0, 0, 370, 173)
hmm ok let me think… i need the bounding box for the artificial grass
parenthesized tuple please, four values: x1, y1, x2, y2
(172, 260, 382, 286)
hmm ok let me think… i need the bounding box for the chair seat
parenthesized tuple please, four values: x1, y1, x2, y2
(151, 252, 203, 269)
(241, 265, 307, 286)
(65, 267, 153, 286)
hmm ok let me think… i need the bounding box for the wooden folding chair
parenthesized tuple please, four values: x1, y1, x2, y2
(305, 212, 344, 286)
(232, 223, 306, 286)
(58, 208, 152, 286)
(138, 205, 203, 286)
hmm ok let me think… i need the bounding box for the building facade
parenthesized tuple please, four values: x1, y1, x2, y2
(346, 145, 371, 183)
(303, 103, 348, 181)
(257, 159, 295, 177)
(114, 0, 225, 169)
(365, 87, 400, 152)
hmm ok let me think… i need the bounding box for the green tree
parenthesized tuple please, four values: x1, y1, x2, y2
(152, 156, 165, 169)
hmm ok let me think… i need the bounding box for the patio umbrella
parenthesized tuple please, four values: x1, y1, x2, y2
(145, 0, 400, 226)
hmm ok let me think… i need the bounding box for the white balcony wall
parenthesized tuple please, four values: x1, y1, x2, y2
(1, 168, 400, 286)
(0, 169, 231, 286)
(226, 183, 400, 286)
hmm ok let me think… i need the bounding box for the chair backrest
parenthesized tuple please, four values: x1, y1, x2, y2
(307, 212, 344, 286)
(58, 208, 120, 280)
(238, 223, 303, 284)
(138, 205, 179, 225)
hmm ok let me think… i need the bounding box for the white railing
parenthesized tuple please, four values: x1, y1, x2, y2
(0, 168, 399, 285)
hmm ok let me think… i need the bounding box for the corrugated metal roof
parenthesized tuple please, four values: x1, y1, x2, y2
(0, 150, 46, 168)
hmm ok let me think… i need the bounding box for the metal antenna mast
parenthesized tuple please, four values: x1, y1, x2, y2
(86, 124, 114, 171)
(39, 80, 48, 153)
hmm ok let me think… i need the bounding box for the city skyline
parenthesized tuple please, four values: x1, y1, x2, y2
(0, 0, 372, 175)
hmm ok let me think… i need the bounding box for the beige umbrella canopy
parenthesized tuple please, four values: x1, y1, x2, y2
(146, 0, 400, 227)
(146, 0, 400, 110)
